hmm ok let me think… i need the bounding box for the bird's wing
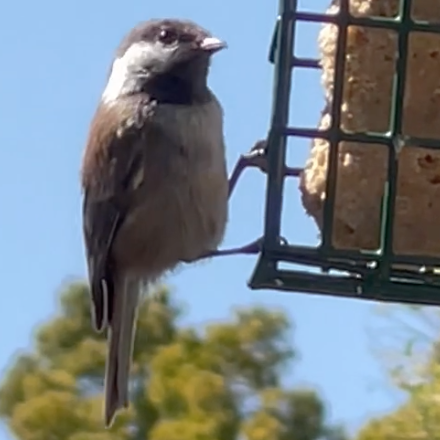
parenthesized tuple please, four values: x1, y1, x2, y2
(82, 114, 147, 332)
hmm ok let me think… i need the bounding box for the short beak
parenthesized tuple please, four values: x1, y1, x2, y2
(199, 36, 227, 53)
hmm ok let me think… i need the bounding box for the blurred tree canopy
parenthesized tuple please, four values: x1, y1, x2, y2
(0, 282, 347, 440)
(357, 307, 440, 440)
(356, 359, 440, 440)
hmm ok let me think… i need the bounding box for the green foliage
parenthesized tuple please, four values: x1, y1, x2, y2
(358, 307, 440, 440)
(357, 363, 440, 440)
(0, 282, 347, 440)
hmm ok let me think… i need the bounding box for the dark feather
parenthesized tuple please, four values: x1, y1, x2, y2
(82, 194, 120, 330)
(82, 101, 152, 331)
(115, 19, 211, 58)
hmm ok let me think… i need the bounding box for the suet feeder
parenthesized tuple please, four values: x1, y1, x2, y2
(234, 0, 440, 305)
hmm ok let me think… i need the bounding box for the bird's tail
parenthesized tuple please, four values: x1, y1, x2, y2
(104, 275, 139, 427)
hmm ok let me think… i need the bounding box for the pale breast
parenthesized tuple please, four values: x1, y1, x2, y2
(153, 93, 226, 170)
(114, 95, 229, 279)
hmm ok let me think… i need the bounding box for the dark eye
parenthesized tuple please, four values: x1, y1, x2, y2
(158, 28, 178, 45)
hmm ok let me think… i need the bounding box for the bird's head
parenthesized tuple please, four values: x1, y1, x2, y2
(102, 19, 227, 104)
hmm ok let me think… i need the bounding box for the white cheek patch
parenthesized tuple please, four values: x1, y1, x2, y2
(101, 41, 172, 104)
(102, 57, 130, 104)
(102, 42, 148, 104)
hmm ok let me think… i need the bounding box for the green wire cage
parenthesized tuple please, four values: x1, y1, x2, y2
(247, 0, 440, 305)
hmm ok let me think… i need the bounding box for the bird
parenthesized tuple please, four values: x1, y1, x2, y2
(81, 18, 229, 427)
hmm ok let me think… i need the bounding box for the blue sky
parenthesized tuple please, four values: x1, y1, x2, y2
(0, 0, 408, 437)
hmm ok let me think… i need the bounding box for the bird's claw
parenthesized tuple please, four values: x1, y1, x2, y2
(183, 235, 290, 262)
(180, 238, 262, 264)
(206, 235, 289, 258)
(203, 237, 263, 258)
(227, 140, 266, 197)
(228, 139, 302, 197)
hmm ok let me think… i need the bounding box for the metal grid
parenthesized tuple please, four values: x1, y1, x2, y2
(248, 0, 440, 305)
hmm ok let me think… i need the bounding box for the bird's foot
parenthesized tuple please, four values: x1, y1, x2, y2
(182, 235, 290, 263)
(227, 141, 267, 197)
(228, 139, 302, 197)
(180, 237, 263, 264)
(204, 237, 263, 258)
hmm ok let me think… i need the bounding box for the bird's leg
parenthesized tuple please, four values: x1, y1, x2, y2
(204, 237, 263, 258)
(227, 139, 301, 197)
(227, 140, 267, 197)
(184, 140, 300, 262)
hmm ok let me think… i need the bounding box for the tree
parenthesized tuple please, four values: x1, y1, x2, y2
(357, 306, 440, 440)
(0, 282, 347, 440)
(356, 360, 440, 440)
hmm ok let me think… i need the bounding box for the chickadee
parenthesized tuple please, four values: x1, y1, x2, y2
(81, 18, 229, 426)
